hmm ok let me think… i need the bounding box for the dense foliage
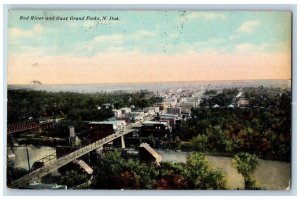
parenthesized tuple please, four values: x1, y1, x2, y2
(42, 170, 89, 188)
(7, 89, 162, 123)
(91, 151, 226, 189)
(178, 87, 291, 161)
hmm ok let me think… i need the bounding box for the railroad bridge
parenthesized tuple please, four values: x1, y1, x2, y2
(7, 118, 64, 135)
(10, 128, 134, 188)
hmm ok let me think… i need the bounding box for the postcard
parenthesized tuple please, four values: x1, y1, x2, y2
(6, 10, 291, 190)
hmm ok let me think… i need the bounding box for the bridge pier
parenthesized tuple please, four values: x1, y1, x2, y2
(9, 134, 18, 147)
(121, 135, 125, 149)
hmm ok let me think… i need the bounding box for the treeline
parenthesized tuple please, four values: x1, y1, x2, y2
(91, 151, 226, 190)
(7, 89, 162, 123)
(178, 88, 291, 161)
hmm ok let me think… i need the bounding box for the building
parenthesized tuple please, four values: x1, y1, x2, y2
(112, 109, 122, 118)
(130, 111, 145, 122)
(143, 107, 158, 115)
(228, 104, 235, 108)
(163, 97, 177, 107)
(178, 97, 187, 103)
(167, 107, 181, 115)
(212, 104, 220, 108)
(186, 97, 200, 107)
(141, 121, 171, 136)
(120, 107, 131, 116)
(88, 120, 127, 132)
(159, 114, 182, 129)
(180, 102, 195, 114)
(237, 99, 249, 108)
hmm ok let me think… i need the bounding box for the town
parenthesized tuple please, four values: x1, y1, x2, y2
(7, 83, 291, 190)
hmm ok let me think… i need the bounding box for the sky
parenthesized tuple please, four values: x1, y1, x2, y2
(7, 10, 291, 84)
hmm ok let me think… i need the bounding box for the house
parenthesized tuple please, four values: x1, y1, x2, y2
(143, 107, 159, 115)
(112, 109, 122, 118)
(237, 99, 249, 108)
(228, 104, 235, 108)
(120, 107, 131, 116)
(212, 104, 220, 108)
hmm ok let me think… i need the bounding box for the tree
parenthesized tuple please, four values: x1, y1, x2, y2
(232, 153, 258, 189)
(186, 152, 226, 189)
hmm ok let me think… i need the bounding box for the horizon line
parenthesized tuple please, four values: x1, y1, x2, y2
(7, 78, 291, 86)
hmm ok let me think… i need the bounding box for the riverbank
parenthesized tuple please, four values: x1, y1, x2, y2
(8, 145, 290, 190)
(156, 149, 291, 190)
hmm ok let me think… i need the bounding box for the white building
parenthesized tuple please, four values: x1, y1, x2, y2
(163, 97, 177, 107)
(120, 108, 131, 116)
(113, 109, 122, 118)
(130, 111, 145, 121)
(186, 97, 200, 107)
(89, 120, 127, 131)
(143, 107, 159, 115)
(181, 102, 195, 113)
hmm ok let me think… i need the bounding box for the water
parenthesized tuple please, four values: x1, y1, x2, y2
(8, 145, 56, 170)
(8, 80, 291, 93)
(156, 149, 291, 190)
(8, 146, 291, 190)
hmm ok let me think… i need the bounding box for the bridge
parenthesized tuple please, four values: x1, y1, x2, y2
(11, 128, 134, 188)
(7, 118, 64, 135)
(7, 120, 40, 135)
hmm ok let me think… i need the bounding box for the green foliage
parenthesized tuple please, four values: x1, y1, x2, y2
(93, 151, 157, 189)
(92, 151, 226, 190)
(7, 89, 162, 123)
(191, 134, 208, 152)
(42, 170, 89, 188)
(186, 152, 226, 189)
(183, 87, 291, 161)
(232, 153, 258, 189)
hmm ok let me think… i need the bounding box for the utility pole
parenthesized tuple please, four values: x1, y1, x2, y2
(25, 144, 31, 171)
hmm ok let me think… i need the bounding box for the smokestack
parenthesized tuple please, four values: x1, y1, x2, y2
(69, 126, 75, 137)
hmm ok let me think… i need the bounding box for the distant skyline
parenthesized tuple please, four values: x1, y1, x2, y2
(8, 10, 291, 84)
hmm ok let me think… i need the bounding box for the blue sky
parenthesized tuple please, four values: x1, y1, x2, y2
(8, 10, 290, 56)
(8, 10, 291, 84)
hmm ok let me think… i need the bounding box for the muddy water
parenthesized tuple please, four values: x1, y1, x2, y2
(8, 145, 56, 170)
(156, 150, 291, 190)
(8, 146, 291, 190)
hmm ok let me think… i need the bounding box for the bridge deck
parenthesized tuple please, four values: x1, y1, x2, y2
(11, 128, 133, 188)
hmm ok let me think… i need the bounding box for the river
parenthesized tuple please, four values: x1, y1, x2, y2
(8, 145, 56, 170)
(8, 146, 290, 190)
(157, 149, 291, 190)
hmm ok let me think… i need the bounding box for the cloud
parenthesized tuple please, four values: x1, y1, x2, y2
(93, 34, 124, 44)
(237, 20, 260, 33)
(93, 29, 157, 45)
(235, 43, 264, 54)
(234, 41, 290, 54)
(9, 24, 43, 39)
